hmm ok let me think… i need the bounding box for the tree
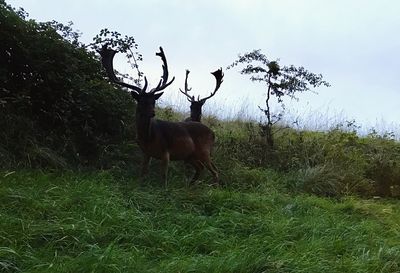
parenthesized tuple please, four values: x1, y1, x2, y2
(0, 1, 139, 167)
(228, 49, 330, 147)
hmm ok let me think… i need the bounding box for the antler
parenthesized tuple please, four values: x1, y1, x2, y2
(99, 44, 148, 93)
(179, 68, 224, 103)
(199, 68, 224, 103)
(179, 69, 195, 102)
(149, 47, 175, 94)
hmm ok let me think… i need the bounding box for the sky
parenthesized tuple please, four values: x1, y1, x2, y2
(7, 0, 400, 131)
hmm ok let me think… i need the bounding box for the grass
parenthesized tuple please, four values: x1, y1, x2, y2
(1, 170, 400, 272)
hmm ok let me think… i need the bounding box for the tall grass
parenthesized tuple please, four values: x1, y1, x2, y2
(154, 96, 400, 197)
(1, 170, 399, 272)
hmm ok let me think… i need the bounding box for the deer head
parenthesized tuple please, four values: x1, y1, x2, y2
(99, 45, 175, 118)
(179, 68, 224, 122)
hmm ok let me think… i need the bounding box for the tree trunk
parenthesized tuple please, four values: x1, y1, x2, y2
(265, 76, 274, 148)
(265, 124, 274, 147)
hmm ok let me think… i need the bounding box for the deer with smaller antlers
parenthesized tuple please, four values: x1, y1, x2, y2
(99, 45, 219, 187)
(179, 69, 224, 122)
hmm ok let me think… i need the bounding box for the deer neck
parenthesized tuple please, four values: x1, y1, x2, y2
(135, 114, 154, 144)
(190, 111, 201, 122)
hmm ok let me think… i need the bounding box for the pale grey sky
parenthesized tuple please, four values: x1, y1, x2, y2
(7, 0, 400, 130)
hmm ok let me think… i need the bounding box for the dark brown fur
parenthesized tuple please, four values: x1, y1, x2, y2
(134, 95, 219, 187)
(99, 46, 218, 187)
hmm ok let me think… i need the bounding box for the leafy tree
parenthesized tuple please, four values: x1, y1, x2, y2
(0, 1, 139, 167)
(228, 49, 330, 147)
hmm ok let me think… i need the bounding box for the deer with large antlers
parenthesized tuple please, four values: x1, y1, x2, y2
(99, 45, 219, 187)
(179, 69, 224, 122)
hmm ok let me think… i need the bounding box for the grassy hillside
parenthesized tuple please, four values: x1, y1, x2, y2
(1, 171, 400, 273)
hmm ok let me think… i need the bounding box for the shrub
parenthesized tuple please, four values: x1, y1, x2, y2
(291, 164, 374, 197)
(0, 2, 136, 167)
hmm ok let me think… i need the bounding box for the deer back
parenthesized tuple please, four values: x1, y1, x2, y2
(140, 119, 214, 161)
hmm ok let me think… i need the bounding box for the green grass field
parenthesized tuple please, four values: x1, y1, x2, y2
(1, 170, 399, 273)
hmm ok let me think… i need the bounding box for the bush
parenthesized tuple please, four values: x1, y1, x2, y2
(290, 164, 374, 197)
(363, 137, 400, 197)
(0, 2, 136, 168)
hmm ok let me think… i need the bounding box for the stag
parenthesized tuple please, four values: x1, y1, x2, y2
(179, 69, 224, 122)
(99, 45, 219, 187)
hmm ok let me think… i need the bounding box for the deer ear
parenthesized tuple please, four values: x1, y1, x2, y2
(131, 92, 140, 101)
(154, 92, 164, 100)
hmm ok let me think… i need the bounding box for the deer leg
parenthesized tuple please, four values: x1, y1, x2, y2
(160, 152, 170, 188)
(140, 154, 151, 184)
(188, 159, 204, 184)
(204, 159, 219, 185)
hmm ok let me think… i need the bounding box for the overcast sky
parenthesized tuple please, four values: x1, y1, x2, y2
(7, 0, 400, 131)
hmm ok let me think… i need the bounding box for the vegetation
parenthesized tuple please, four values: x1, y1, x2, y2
(0, 1, 136, 168)
(1, 171, 400, 273)
(1, 1, 400, 272)
(228, 50, 330, 147)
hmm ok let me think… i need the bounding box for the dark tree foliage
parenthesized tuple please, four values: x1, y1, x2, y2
(89, 29, 143, 86)
(228, 49, 330, 147)
(0, 1, 136, 167)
